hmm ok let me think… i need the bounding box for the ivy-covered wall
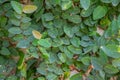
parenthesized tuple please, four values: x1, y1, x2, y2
(0, 0, 120, 80)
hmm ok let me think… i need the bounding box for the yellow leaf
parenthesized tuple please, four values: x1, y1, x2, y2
(23, 5, 37, 13)
(32, 30, 42, 39)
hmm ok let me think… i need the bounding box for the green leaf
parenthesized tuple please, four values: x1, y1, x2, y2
(39, 47, 50, 58)
(21, 17, 31, 23)
(8, 27, 22, 34)
(81, 57, 90, 65)
(34, 7, 44, 21)
(104, 28, 112, 38)
(0, 16, 7, 27)
(13, 34, 24, 41)
(71, 26, 80, 34)
(93, 6, 107, 20)
(21, 22, 31, 29)
(52, 38, 63, 47)
(6, 76, 17, 80)
(61, 1, 72, 10)
(47, 64, 56, 72)
(101, 45, 120, 58)
(11, 1, 22, 14)
(8, 47, 19, 56)
(68, 15, 81, 23)
(14, 12, 22, 19)
(0, 47, 11, 55)
(53, 67, 63, 75)
(53, 19, 63, 28)
(48, 28, 58, 38)
(10, 18, 21, 26)
(49, 52, 58, 63)
(81, 6, 94, 17)
(99, 51, 108, 65)
(38, 77, 45, 80)
(58, 53, 66, 63)
(67, 45, 82, 54)
(46, 73, 57, 80)
(80, 40, 89, 47)
(70, 37, 80, 47)
(64, 47, 73, 58)
(23, 28, 33, 36)
(70, 73, 82, 80)
(38, 39, 51, 48)
(16, 40, 30, 48)
(117, 15, 120, 27)
(43, 13, 54, 21)
(50, 0, 60, 5)
(62, 12, 70, 19)
(99, 70, 105, 79)
(47, 65, 63, 75)
(64, 26, 74, 37)
(80, 0, 90, 10)
(104, 64, 119, 74)
(91, 57, 103, 70)
(111, 0, 120, 6)
(42, 20, 53, 28)
(61, 36, 70, 45)
(110, 19, 119, 34)
(100, 17, 111, 27)
(101, 0, 111, 3)
(112, 58, 120, 67)
(67, 6, 80, 15)
(28, 46, 39, 58)
(3, 3, 11, 11)
(37, 62, 47, 75)
(2, 40, 10, 47)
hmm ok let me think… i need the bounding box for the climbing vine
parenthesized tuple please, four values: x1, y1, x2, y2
(0, 0, 120, 80)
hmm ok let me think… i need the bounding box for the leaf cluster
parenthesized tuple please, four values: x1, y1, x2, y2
(0, 0, 120, 80)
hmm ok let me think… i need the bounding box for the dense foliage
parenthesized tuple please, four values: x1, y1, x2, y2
(0, 0, 120, 80)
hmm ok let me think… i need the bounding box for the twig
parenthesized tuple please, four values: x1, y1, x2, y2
(83, 65, 94, 80)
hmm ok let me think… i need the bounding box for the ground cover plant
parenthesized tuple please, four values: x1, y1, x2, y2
(0, 0, 120, 80)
